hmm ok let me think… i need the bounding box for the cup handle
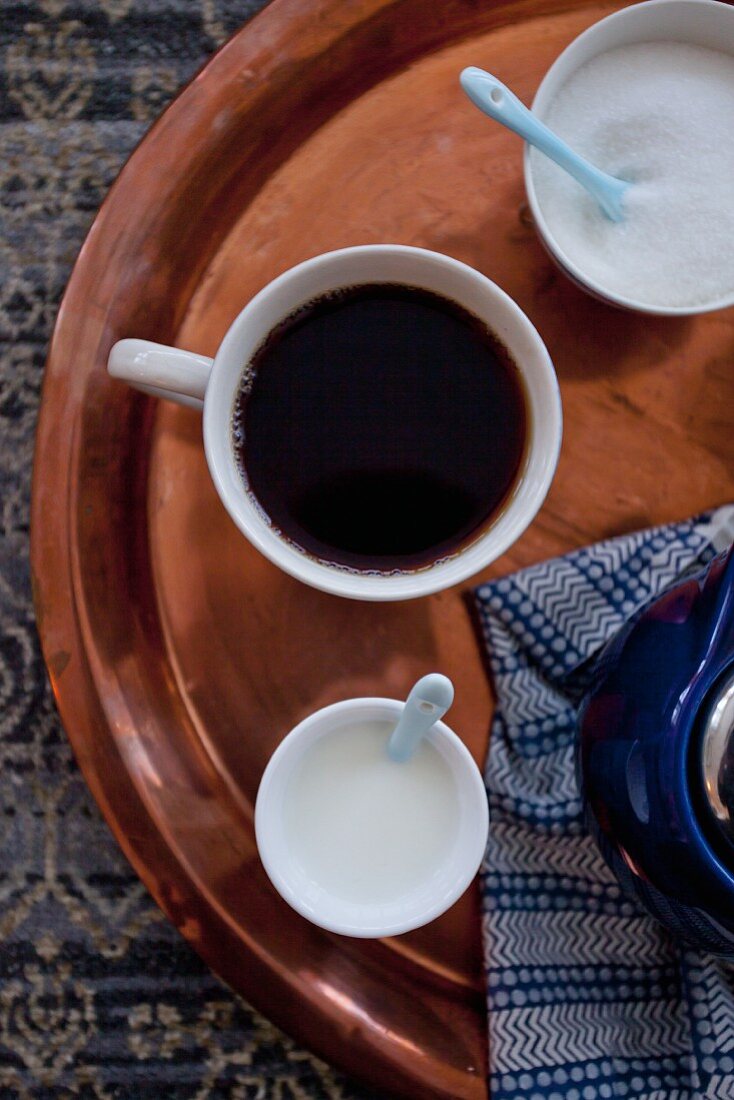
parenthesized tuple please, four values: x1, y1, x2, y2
(108, 338, 214, 410)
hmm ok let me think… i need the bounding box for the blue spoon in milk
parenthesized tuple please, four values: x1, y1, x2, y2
(388, 674, 455, 763)
(460, 66, 629, 223)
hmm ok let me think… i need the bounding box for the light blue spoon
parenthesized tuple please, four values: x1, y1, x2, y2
(388, 674, 455, 763)
(460, 66, 629, 223)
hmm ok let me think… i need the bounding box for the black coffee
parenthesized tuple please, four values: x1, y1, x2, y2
(232, 283, 527, 572)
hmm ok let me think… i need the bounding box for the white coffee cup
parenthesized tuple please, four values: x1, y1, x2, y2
(254, 696, 489, 938)
(108, 244, 561, 601)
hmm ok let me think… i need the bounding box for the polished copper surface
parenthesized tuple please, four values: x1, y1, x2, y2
(31, 0, 734, 1096)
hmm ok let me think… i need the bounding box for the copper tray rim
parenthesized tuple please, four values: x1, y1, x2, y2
(34, 0, 698, 1090)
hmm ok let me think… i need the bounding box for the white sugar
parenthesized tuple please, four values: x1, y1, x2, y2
(532, 42, 734, 308)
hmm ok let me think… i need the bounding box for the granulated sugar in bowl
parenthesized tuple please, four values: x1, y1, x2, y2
(525, 0, 734, 315)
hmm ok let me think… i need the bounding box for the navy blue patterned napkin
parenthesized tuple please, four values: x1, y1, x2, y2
(474, 505, 734, 1100)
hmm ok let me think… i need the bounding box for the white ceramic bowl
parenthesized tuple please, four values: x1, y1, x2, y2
(254, 698, 489, 938)
(524, 0, 734, 316)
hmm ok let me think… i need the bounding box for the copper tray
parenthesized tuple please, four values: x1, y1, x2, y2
(31, 0, 734, 1095)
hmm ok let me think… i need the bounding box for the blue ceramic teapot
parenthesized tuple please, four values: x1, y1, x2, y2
(578, 543, 734, 955)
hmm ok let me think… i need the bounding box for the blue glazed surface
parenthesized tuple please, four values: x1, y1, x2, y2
(578, 544, 734, 953)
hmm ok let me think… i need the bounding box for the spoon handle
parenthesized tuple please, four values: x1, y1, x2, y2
(460, 67, 626, 222)
(387, 674, 454, 763)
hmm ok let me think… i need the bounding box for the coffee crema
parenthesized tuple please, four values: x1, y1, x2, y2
(232, 283, 527, 573)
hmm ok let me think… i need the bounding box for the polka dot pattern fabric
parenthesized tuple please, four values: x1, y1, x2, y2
(474, 505, 734, 1100)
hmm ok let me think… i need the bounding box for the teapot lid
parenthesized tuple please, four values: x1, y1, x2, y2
(699, 665, 734, 855)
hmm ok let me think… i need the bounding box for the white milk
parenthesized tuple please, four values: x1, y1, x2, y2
(283, 720, 460, 905)
(532, 42, 734, 307)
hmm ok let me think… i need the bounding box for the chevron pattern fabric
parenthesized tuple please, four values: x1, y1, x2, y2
(475, 505, 734, 1100)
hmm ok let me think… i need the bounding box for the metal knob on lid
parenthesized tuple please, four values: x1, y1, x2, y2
(699, 666, 734, 854)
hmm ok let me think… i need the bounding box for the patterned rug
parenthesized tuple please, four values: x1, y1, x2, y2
(1, 2, 377, 1095)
